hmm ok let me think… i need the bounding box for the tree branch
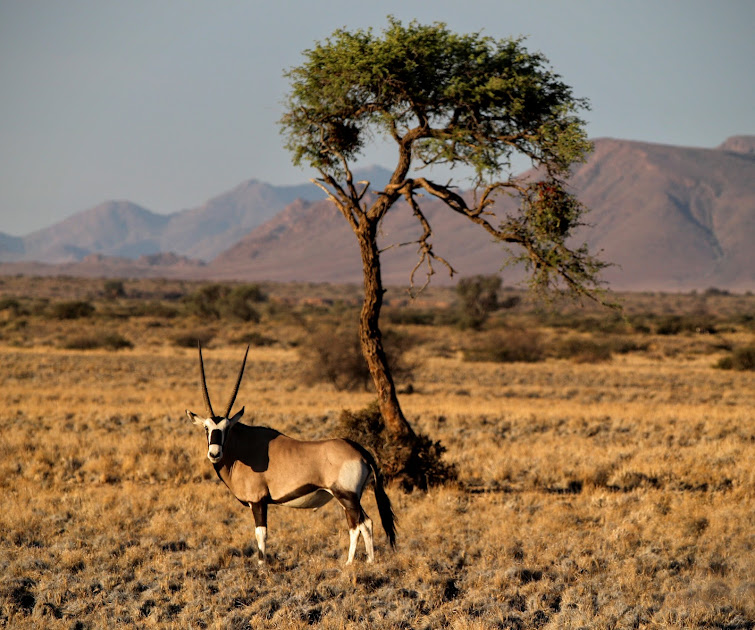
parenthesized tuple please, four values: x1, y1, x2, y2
(401, 185, 457, 295)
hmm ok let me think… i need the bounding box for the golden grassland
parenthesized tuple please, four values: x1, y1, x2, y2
(0, 279, 753, 629)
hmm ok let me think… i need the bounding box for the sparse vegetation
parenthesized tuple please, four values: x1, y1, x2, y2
(0, 276, 753, 627)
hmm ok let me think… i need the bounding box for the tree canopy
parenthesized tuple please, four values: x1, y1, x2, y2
(281, 17, 608, 299)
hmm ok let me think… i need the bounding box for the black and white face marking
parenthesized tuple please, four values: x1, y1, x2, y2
(203, 417, 232, 463)
(186, 407, 245, 464)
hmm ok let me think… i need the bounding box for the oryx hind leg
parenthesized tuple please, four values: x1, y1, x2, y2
(359, 516, 374, 563)
(334, 488, 373, 564)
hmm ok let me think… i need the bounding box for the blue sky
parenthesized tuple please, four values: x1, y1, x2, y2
(1, 0, 752, 235)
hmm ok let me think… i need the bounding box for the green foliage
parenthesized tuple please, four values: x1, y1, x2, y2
(281, 17, 589, 178)
(337, 400, 457, 490)
(280, 17, 609, 304)
(454, 275, 502, 330)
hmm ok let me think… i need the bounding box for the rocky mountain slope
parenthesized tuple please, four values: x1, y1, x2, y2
(207, 136, 755, 291)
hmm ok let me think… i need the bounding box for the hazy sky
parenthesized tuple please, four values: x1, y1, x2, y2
(1, 0, 752, 236)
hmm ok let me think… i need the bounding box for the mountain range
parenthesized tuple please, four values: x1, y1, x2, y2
(1, 137, 753, 291)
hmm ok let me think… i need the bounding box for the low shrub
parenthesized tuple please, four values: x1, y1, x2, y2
(172, 330, 216, 348)
(715, 345, 755, 371)
(62, 332, 133, 350)
(103, 280, 126, 299)
(131, 301, 181, 319)
(556, 337, 613, 363)
(49, 300, 95, 320)
(182, 283, 266, 322)
(337, 400, 457, 490)
(454, 274, 503, 330)
(655, 314, 717, 335)
(383, 308, 439, 326)
(0, 298, 23, 316)
(299, 325, 417, 391)
(235, 331, 278, 347)
(463, 329, 545, 363)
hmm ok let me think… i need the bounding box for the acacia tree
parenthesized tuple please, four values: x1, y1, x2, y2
(280, 18, 608, 483)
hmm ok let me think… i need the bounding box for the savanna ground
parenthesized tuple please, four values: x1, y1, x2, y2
(0, 276, 753, 629)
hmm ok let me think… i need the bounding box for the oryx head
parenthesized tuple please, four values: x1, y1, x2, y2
(186, 343, 249, 464)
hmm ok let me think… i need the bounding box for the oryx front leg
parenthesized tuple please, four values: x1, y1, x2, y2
(251, 502, 268, 565)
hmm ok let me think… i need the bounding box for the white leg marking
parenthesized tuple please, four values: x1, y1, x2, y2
(359, 518, 375, 563)
(346, 527, 359, 565)
(255, 526, 267, 565)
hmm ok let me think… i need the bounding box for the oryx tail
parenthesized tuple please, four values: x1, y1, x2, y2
(344, 439, 396, 548)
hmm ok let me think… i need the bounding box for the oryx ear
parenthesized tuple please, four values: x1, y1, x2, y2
(186, 410, 204, 425)
(229, 406, 245, 426)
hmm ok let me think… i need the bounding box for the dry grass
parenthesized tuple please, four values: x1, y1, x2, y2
(0, 283, 753, 629)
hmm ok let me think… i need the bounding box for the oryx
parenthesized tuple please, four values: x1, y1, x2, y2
(185, 344, 396, 565)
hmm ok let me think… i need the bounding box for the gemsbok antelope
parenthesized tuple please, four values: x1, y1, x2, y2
(185, 344, 396, 565)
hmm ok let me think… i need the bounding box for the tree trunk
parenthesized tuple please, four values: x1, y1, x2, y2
(356, 219, 416, 442)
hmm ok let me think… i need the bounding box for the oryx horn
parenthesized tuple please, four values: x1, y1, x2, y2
(198, 341, 215, 418)
(223, 345, 249, 418)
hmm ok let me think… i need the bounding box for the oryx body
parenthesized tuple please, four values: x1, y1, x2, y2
(186, 345, 396, 565)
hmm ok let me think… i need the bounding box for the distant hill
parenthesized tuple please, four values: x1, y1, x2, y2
(0, 137, 753, 291)
(0, 179, 327, 264)
(207, 136, 755, 291)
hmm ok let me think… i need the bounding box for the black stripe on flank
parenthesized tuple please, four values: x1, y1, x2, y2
(269, 484, 324, 505)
